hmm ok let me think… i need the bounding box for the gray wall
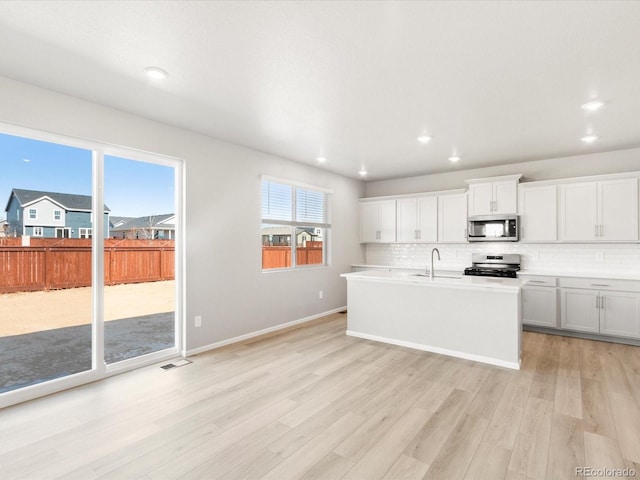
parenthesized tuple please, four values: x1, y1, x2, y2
(0, 76, 365, 351)
(365, 147, 640, 197)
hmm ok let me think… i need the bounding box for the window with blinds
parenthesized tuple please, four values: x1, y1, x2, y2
(261, 178, 330, 270)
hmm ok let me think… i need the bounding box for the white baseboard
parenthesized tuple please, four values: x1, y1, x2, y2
(346, 330, 521, 370)
(184, 306, 347, 357)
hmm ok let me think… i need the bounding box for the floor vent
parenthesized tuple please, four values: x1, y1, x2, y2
(160, 359, 192, 370)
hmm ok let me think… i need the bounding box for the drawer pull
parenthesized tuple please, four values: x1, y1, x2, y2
(591, 284, 610, 287)
(528, 280, 546, 283)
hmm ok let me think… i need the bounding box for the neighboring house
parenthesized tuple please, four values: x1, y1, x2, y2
(4, 188, 110, 238)
(262, 226, 322, 246)
(109, 214, 175, 239)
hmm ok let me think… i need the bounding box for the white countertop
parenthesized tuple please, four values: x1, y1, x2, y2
(351, 264, 459, 271)
(352, 264, 640, 282)
(341, 269, 523, 292)
(518, 269, 640, 281)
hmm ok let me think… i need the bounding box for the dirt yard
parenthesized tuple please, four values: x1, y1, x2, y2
(0, 281, 175, 336)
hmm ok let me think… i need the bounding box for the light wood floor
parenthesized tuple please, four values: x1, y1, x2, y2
(1, 313, 639, 479)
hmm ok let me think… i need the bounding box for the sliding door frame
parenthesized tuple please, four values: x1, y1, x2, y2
(0, 122, 185, 409)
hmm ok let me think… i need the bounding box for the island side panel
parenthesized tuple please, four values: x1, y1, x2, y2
(345, 278, 521, 369)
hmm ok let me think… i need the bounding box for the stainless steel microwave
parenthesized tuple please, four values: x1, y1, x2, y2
(467, 215, 519, 242)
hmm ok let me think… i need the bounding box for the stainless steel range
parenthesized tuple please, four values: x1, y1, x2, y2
(464, 253, 521, 278)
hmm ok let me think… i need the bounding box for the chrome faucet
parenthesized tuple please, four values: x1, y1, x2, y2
(430, 248, 440, 279)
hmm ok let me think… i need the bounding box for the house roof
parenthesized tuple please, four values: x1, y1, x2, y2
(110, 214, 175, 231)
(6, 188, 111, 212)
(109, 216, 136, 228)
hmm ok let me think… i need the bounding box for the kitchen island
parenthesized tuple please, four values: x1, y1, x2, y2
(340, 270, 523, 369)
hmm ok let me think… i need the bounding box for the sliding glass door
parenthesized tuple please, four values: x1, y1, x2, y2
(0, 132, 94, 394)
(0, 126, 182, 406)
(103, 154, 177, 365)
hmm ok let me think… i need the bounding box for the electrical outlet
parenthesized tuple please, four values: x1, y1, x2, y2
(319, 290, 324, 299)
(195, 315, 202, 327)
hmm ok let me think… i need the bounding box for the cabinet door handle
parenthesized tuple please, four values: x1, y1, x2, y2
(601, 296, 605, 310)
(591, 284, 609, 287)
(596, 295, 600, 309)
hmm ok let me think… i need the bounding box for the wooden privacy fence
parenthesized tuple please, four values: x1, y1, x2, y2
(0, 238, 174, 294)
(262, 246, 323, 269)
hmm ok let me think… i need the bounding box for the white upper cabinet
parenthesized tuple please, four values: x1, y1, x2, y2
(559, 177, 638, 242)
(518, 184, 557, 242)
(598, 178, 638, 241)
(468, 182, 494, 216)
(559, 182, 599, 241)
(466, 174, 521, 216)
(359, 200, 396, 243)
(396, 196, 437, 243)
(438, 193, 468, 243)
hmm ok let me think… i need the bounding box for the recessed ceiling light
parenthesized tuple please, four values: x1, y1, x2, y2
(448, 155, 460, 163)
(581, 99, 605, 112)
(316, 156, 327, 163)
(417, 134, 432, 144)
(581, 134, 599, 143)
(358, 169, 368, 177)
(144, 66, 169, 80)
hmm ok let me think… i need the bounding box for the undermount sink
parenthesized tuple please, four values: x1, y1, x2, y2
(411, 273, 462, 279)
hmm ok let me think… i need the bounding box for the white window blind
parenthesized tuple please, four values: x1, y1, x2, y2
(296, 188, 328, 226)
(261, 181, 293, 222)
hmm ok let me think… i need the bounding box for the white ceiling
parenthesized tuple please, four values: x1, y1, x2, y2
(0, 1, 639, 181)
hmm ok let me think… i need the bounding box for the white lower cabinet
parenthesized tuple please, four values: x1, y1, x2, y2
(559, 279, 640, 339)
(560, 288, 600, 333)
(520, 275, 558, 328)
(599, 291, 640, 338)
(522, 286, 558, 328)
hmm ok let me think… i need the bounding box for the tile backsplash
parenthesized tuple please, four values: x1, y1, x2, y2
(365, 243, 640, 275)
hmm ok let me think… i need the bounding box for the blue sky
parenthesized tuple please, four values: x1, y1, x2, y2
(0, 132, 174, 218)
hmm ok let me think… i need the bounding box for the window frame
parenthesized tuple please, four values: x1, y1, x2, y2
(0, 121, 185, 410)
(55, 227, 71, 238)
(32, 226, 44, 237)
(261, 176, 331, 272)
(28, 208, 37, 220)
(53, 209, 62, 221)
(79, 227, 92, 239)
